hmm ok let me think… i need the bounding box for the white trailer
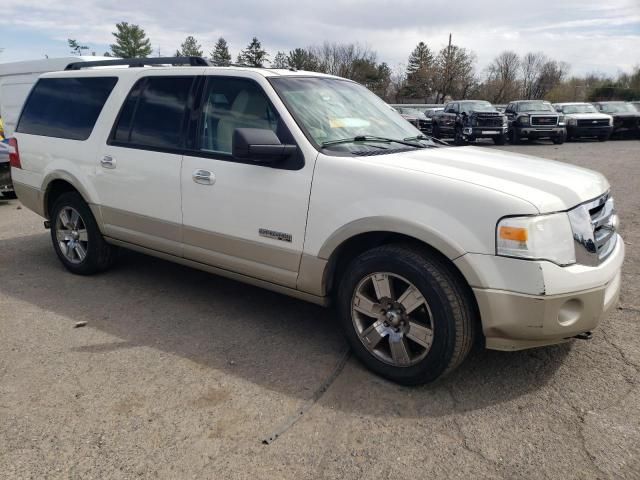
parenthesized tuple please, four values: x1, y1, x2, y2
(0, 57, 112, 137)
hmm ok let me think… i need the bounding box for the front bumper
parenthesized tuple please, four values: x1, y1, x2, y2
(463, 126, 508, 138)
(567, 125, 613, 138)
(455, 235, 624, 351)
(515, 126, 565, 139)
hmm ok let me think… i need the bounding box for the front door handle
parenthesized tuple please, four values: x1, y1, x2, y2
(192, 169, 215, 185)
(100, 155, 116, 169)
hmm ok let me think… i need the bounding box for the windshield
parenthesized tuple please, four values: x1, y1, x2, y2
(518, 102, 554, 112)
(269, 77, 435, 151)
(599, 103, 636, 113)
(460, 101, 495, 113)
(561, 104, 598, 114)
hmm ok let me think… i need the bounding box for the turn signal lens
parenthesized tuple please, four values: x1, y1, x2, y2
(499, 226, 528, 242)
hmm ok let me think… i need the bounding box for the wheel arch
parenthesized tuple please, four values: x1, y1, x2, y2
(42, 172, 93, 219)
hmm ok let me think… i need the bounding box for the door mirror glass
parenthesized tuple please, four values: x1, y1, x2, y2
(232, 128, 296, 164)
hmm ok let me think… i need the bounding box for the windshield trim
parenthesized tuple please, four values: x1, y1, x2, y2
(267, 75, 438, 156)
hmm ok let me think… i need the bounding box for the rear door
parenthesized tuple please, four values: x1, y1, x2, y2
(91, 73, 198, 256)
(180, 74, 314, 288)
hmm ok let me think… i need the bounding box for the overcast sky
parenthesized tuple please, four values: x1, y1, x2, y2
(1, 0, 638, 77)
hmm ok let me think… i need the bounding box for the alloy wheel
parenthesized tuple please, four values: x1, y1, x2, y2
(351, 272, 435, 367)
(55, 206, 89, 264)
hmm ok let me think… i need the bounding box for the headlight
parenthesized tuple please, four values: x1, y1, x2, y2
(502, 116, 508, 126)
(609, 117, 613, 126)
(519, 115, 530, 125)
(558, 115, 565, 126)
(567, 118, 577, 126)
(496, 213, 576, 265)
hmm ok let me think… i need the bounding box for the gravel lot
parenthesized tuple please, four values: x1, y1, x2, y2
(1, 140, 639, 479)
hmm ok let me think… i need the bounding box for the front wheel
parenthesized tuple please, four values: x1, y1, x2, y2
(493, 134, 506, 145)
(432, 123, 441, 139)
(50, 192, 116, 275)
(552, 134, 565, 145)
(454, 127, 466, 146)
(598, 135, 609, 142)
(337, 245, 476, 385)
(510, 129, 520, 144)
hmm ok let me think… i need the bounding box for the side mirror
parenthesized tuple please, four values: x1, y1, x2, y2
(232, 128, 296, 164)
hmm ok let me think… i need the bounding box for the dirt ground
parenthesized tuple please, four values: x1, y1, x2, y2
(1, 139, 639, 479)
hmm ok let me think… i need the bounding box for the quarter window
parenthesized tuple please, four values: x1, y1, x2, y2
(199, 77, 280, 154)
(17, 77, 117, 140)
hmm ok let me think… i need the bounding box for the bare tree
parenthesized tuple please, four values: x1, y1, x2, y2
(433, 43, 477, 102)
(484, 50, 521, 103)
(520, 52, 546, 99)
(308, 42, 376, 78)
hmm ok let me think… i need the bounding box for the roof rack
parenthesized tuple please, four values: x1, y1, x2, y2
(64, 56, 209, 71)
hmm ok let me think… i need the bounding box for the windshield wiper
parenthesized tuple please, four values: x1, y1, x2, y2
(321, 135, 426, 149)
(404, 134, 448, 146)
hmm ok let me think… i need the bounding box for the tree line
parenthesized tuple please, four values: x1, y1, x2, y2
(67, 22, 640, 103)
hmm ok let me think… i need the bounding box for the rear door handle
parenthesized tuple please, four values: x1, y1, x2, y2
(192, 169, 215, 185)
(100, 155, 116, 169)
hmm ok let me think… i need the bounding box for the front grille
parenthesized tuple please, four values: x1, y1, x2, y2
(568, 193, 618, 266)
(531, 115, 558, 126)
(577, 119, 609, 127)
(474, 114, 503, 128)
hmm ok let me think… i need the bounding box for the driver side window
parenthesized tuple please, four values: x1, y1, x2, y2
(199, 77, 280, 155)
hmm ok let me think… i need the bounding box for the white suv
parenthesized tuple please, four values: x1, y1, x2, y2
(9, 58, 624, 384)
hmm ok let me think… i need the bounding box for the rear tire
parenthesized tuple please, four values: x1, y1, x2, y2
(337, 244, 476, 385)
(50, 192, 116, 275)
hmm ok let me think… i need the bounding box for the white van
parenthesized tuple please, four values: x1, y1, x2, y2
(0, 57, 112, 137)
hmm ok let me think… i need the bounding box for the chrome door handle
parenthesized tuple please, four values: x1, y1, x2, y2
(192, 169, 215, 185)
(100, 155, 116, 169)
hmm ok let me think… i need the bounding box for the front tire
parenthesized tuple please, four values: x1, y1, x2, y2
(454, 127, 466, 146)
(510, 129, 520, 144)
(337, 244, 476, 385)
(493, 134, 506, 145)
(432, 123, 441, 139)
(552, 134, 565, 145)
(50, 192, 116, 275)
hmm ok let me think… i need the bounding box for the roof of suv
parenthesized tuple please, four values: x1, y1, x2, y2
(40, 65, 339, 80)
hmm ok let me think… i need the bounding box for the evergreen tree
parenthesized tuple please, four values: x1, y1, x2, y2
(237, 37, 268, 67)
(178, 35, 203, 57)
(110, 22, 153, 58)
(405, 41, 434, 100)
(271, 51, 288, 68)
(287, 48, 319, 71)
(68, 39, 89, 56)
(210, 37, 232, 66)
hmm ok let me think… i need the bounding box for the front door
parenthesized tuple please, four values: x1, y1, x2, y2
(180, 75, 315, 288)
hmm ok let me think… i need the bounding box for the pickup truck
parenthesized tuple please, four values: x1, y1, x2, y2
(592, 101, 640, 138)
(504, 100, 565, 144)
(553, 103, 613, 141)
(431, 100, 508, 145)
(9, 57, 624, 385)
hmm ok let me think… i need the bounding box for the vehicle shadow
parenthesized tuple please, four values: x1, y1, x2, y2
(0, 232, 570, 418)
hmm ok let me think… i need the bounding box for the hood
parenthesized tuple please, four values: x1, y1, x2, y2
(609, 112, 640, 118)
(564, 112, 612, 120)
(369, 146, 609, 213)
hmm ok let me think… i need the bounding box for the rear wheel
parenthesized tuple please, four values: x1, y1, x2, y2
(50, 192, 116, 275)
(337, 244, 476, 385)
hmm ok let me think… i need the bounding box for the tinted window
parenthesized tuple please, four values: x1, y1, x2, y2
(17, 77, 117, 140)
(114, 76, 194, 149)
(199, 77, 279, 154)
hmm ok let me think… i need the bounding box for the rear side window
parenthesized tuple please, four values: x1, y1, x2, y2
(111, 76, 194, 150)
(17, 77, 117, 140)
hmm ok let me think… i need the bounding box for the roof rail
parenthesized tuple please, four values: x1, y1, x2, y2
(64, 56, 209, 70)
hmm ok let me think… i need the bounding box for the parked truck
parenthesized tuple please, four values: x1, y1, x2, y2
(430, 100, 508, 145)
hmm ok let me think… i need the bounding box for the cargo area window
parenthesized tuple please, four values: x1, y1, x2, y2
(17, 77, 118, 140)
